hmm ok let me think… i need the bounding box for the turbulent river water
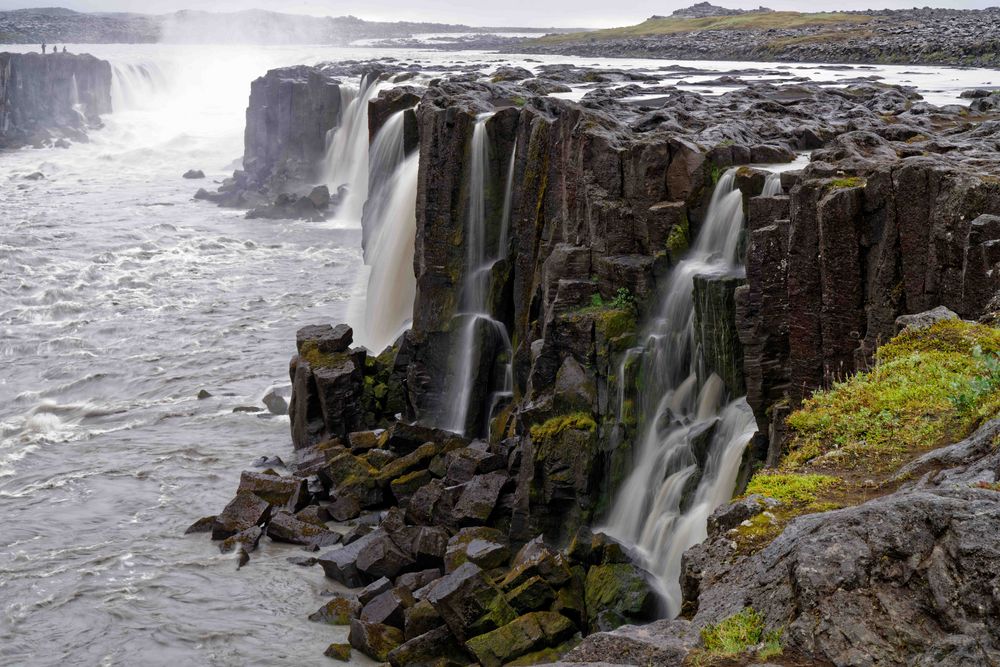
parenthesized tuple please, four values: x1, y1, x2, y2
(0, 43, 995, 666)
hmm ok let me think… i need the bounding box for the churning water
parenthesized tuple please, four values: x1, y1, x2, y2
(0, 41, 993, 665)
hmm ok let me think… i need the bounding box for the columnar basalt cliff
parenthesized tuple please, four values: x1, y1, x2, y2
(197, 64, 1000, 666)
(0, 51, 112, 148)
(740, 117, 1000, 461)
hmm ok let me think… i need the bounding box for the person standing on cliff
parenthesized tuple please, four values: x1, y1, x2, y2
(62, 46, 67, 53)
(41, 43, 46, 54)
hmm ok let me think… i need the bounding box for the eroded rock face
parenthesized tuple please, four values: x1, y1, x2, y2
(740, 130, 1000, 458)
(0, 51, 112, 148)
(242, 66, 343, 193)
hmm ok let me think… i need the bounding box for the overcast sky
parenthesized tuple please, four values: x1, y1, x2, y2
(1, 0, 995, 28)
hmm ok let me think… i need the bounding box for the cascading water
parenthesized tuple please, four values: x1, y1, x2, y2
(110, 63, 167, 111)
(440, 115, 516, 436)
(321, 77, 388, 222)
(359, 153, 420, 353)
(604, 169, 758, 616)
(362, 109, 408, 259)
(69, 74, 86, 122)
(762, 171, 783, 197)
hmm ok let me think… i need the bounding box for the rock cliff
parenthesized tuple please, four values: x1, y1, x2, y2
(198, 62, 1000, 666)
(0, 51, 112, 148)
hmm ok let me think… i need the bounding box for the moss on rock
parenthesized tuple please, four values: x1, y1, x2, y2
(530, 412, 597, 443)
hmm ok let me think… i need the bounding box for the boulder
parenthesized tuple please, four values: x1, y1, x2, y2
(349, 618, 404, 662)
(184, 516, 216, 534)
(262, 390, 288, 415)
(183, 169, 205, 179)
(308, 185, 331, 209)
(584, 564, 659, 632)
(562, 619, 699, 665)
(237, 471, 306, 512)
(323, 643, 352, 661)
(404, 599, 443, 640)
(452, 473, 507, 524)
(211, 492, 272, 540)
(326, 494, 362, 522)
(219, 526, 263, 554)
(388, 625, 470, 667)
(358, 576, 394, 605)
(296, 323, 353, 354)
(465, 611, 577, 667)
(444, 528, 511, 573)
(395, 568, 442, 593)
(317, 530, 380, 588)
(424, 562, 517, 641)
(266, 511, 341, 547)
(895, 305, 960, 333)
(355, 529, 416, 580)
(361, 586, 415, 628)
(309, 595, 361, 625)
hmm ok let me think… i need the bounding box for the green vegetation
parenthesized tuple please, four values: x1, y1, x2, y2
(610, 287, 635, 310)
(529, 11, 870, 45)
(829, 176, 865, 190)
(666, 216, 691, 261)
(298, 340, 347, 370)
(530, 412, 597, 442)
(744, 472, 840, 505)
(699, 608, 782, 659)
(787, 319, 1000, 470)
(734, 319, 1000, 555)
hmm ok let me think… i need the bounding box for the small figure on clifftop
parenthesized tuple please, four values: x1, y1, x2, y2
(41, 43, 46, 54)
(62, 46, 67, 53)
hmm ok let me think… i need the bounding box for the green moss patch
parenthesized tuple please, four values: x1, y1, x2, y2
(698, 608, 783, 660)
(737, 320, 1000, 555)
(299, 340, 349, 370)
(787, 319, 1000, 470)
(828, 176, 865, 190)
(530, 412, 597, 442)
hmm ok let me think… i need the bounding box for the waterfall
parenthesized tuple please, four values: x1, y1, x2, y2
(110, 63, 167, 111)
(322, 77, 387, 223)
(762, 172, 783, 197)
(361, 152, 420, 353)
(69, 74, 86, 122)
(440, 115, 516, 436)
(603, 169, 757, 616)
(362, 109, 409, 260)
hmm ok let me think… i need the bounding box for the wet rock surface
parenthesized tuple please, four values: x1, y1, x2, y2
(0, 51, 112, 148)
(194, 59, 1000, 666)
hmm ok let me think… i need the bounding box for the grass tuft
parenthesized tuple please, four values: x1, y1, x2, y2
(700, 608, 783, 659)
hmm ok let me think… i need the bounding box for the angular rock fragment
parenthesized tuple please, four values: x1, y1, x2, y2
(211, 492, 272, 540)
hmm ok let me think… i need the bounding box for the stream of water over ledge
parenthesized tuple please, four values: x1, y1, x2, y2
(0, 43, 994, 665)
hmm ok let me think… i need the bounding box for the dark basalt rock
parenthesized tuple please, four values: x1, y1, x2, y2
(360, 586, 415, 627)
(309, 595, 361, 625)
(387, 624, 470, 667)
(236, 471, 306, 512)
(317, 530, 380, 588)
(266, 510, 341, 547)
(0, 52, 112, 149)
(348, 618, 404, 662)
(424, 562, 517, 641)
(211, 491, 272, 540)
(219, 526, 263, 554)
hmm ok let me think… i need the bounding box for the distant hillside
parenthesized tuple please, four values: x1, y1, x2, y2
(0, 7, 560, 45)
(514, 4, 1000, 67)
